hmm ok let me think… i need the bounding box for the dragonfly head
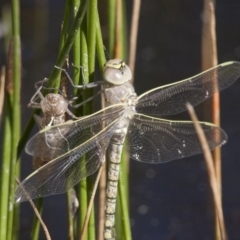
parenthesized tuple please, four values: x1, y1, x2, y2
(103, 59, 132, 85)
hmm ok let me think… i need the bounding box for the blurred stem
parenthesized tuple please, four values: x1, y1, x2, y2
(120, 0, 128, 60)
(107, 0, 116, 58)
(6, 0, 21, 238)
(129, 0, 141, 79)
(114, 0, 128, 59)
(2, 5, 12, 52)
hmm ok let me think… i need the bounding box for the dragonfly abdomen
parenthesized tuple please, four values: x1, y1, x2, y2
(104, 132, 126, 240)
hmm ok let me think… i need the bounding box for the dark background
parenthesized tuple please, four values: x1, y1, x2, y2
(1, 0, 240, 239)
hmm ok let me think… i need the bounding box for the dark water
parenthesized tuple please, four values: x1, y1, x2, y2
(1, 0, 240, 239)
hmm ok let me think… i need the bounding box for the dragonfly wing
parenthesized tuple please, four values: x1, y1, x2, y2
(126, 113, 227, 163)
(25, 105, 125, 159)
(136, 61, 240, 117)
(15, 117, 119, 202)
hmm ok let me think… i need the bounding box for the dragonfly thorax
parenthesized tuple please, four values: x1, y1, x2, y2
(40, 93, 68, 117)
(104, 82, 137, 106)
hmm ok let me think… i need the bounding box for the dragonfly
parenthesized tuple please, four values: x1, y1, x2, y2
(15, 59, 240, 240)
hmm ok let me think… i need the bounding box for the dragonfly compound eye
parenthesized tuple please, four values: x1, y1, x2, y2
(103, 58, 132, 85)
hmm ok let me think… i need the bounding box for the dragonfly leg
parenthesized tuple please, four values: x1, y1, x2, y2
(69, 89, 104, 109)
(28, 79, 47, 108)
(54, 65, 103, 89)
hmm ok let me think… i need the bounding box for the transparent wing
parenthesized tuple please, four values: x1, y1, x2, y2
(15, 117, 120, 202)
(136, 61, 240, 117)
(25, 105, 125, 159)
(126, 113, 227, 163)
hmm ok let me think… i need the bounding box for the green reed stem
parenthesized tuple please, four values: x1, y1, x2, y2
(86, 1, 98, 239)
(119, 158, 132, 240)
(96, 11, 107, 68)
(6, 0, 21, 238)
(78, 16, 90, 240)
(0, 97, 12, 240)
(107, 0, 116, 58)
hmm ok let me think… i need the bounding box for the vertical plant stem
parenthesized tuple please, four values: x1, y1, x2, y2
(120, 0, 128, 60)
(201, 1, 221, 240)
(79, 176, 88, 240)
(66, 190, 77, 240)
(129, 0, 141, 80)
(86, 1, 98, 238)
(12, 161, 19, 240)
(7, 0, 21, 238)
(86, 179, 95, 239)
(0, 68, 5, 119)
(0, 92, 12, 240)
(118, 171, 131, 240)
(72, 0, 81, 88)
(115, 0, 122, 58)
(78, 16, 89, 239)
(87, 0, 97, 79)
(107, 0, 116, 58)
(186, 103, 227, 240)
(96, 16, 107, 67)
(0, 65, 5, 236)
(81, 165, 104, 240)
